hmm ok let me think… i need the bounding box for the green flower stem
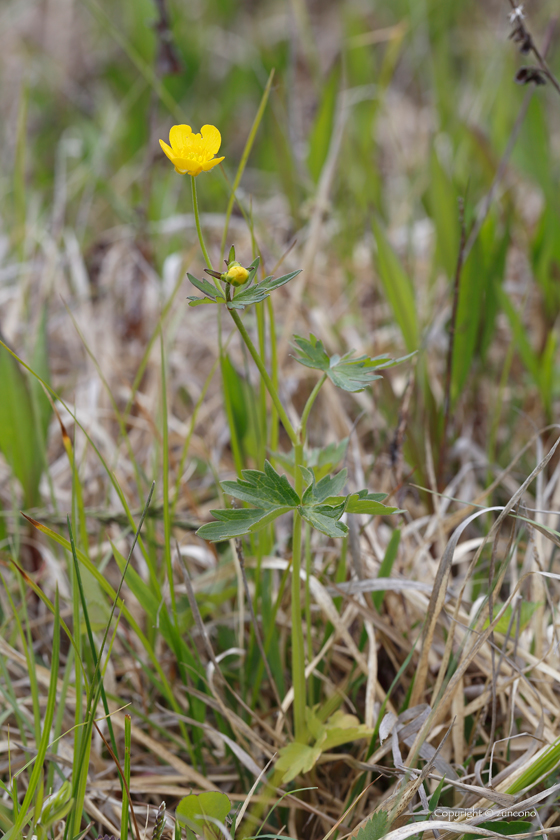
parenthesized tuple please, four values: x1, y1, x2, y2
(228, 308, 298, 447)
(190, 175, 222, 291)
(190, 175, 212, 269)
(300, 373, 327, 444)
(292, 440, 306, 741)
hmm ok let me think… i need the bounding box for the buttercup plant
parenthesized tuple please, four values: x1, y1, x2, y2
(160, 123, 408, 747)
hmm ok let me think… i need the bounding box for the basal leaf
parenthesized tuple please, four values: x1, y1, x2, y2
(319, 710, 372, 751)
(275, 742, 322, 783)
(176, 792, 231, 839)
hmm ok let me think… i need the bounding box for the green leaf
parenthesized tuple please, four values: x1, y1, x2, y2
(176, 792, 231, 840)
(350, 810, 389, 840)
(302, 468, 348, 504)
(271, 439, 349, 480)
(243, 255, 261, 287)
(226, 270, 301, 310)
(344, 492, 401, 516)
(293, 334, 409, 393)
(188, 296, 223, 307)
(187, 273, 220, 300)
(318, 710, 372, 750)
(187, 271, 220, 300)
(372, 217, 418, 353)
(275, 742, 322, 783)
(299, 503, 348, 538)
(197, 507, 288, 542)
(221, 460, 300, 509)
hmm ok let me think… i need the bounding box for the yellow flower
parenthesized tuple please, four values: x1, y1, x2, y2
(159, 124, 224, 176)
(224, 263, 250, 286)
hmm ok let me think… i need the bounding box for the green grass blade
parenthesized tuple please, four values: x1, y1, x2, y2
(11, 590, 60, 835)
(372, 217, 418, 353)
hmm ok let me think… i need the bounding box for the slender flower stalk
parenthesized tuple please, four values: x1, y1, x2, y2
(191, 175, 213, 273)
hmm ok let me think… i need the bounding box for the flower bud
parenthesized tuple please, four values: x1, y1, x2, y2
(222, 262, 250, 286)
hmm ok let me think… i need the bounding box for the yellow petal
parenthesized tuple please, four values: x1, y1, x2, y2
(201, 124, 221, 156)
(201, 156, 224, 172)
(169, 124, 192, 151)
(175, 158, 203, 176)
(159, 138, 176, 163)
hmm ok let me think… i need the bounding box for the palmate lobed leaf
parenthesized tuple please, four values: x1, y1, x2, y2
(300, 465, 348, 504)
(196, 506, 292, 541)
(299, 503, 348, 538)
(197, 462, 401, 542)
(275, 710, 372, 783)
(293, 334, 412, 392)
(221, 460, 300, 508)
